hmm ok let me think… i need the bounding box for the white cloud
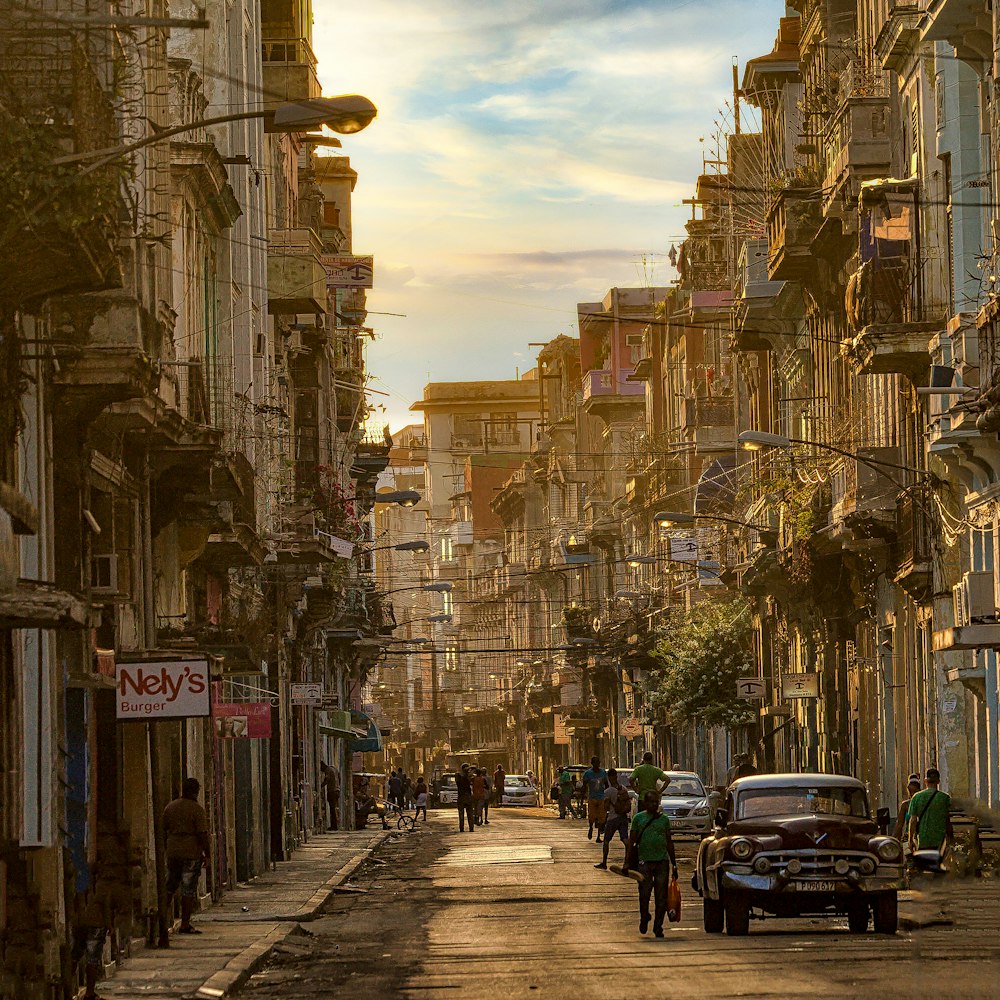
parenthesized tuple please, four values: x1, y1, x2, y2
(311, 0, 787, 427)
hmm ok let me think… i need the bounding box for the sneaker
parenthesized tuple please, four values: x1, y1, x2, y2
(594, 862, 607, 869)
(654, 927, 664, 938)
(587, 827, 593, 840)
(639, 915, 649, 935)
(595, 837, 603, 843)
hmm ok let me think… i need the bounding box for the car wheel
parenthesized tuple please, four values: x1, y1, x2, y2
(724, 892, 750, 936)
(846, 899, 869, 933)
(873, 892, 898, 934)
(703, 895, 724, 934)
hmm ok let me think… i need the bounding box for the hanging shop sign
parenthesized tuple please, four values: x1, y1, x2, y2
(621, 716, 644, 738)
(736, 677, 766, 700)
(670, 537, 698, 563)
(291, 682, 324, 706)
(321, 254, 374, 288)
(212, 700, 272, 739)
(781, 673, 820, 699)
(116, 659, 211, 720)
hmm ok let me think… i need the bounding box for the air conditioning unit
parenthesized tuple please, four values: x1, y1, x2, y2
(90, 554, 118, 595)
(953, 571, 996, 626)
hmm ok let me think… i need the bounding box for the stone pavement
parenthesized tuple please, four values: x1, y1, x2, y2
(97, 829, 391, 1000)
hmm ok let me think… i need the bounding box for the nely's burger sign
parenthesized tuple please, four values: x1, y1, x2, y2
(116, 660, 211, 720)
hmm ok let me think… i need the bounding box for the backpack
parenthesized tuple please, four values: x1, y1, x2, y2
(614, 785, 631, 817)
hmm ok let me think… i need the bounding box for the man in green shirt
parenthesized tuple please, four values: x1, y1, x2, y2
(629, 752, 669, 804)
(557, 765, 574, 819)
(906, 767, 953, 854)
(625, 791, 677, 937)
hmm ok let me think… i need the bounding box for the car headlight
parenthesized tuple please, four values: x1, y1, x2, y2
(858, 857, 876, 875)
(876, 840, 902, 862)
(753, 856, 772, 874)
(730, 838, 755, 860)
(693, 803, 711, 816)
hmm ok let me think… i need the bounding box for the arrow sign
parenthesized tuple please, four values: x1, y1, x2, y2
(736, 677, 766, 700)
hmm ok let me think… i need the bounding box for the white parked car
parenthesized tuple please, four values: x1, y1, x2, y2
(659, 771, 714, 836)
(502, 774, 538, 806)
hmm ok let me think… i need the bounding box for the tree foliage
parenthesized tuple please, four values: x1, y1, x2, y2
(645, 597, 756, 731)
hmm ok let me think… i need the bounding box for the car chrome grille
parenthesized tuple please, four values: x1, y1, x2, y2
(757, 849, 878, 873)
(665, 807, 691, 817)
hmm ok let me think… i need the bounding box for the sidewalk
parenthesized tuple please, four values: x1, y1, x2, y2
(99, 829, 390, 999)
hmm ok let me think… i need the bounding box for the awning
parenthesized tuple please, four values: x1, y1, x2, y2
(694, 455, 738, 515)
(319, 709, 354, 739)
(349, 710, 383, 752)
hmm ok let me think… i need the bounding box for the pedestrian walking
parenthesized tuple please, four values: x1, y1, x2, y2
(907, 767, 953, 856)
(320, 760, 340, 830)
(456, 763, 475, 833)
(493, 764, 506, 806)
(582, 755, 609, 842)
(624, 791, 678, 938)
(388, 769, 403, 809)
(163, 777, 210, 935)
(557, 764, 574, 819)
(414, 776, 428, 822)
(630, 751, 669, 804)
(893, 774, 921, 841)
(472, 768, 488, 825)
(482, 770, 492, 825)
(726, 752, 757, 786)
(595, 768, 631, 869)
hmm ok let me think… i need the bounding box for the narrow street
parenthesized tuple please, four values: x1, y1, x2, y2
(239, 809, 1000, 1000)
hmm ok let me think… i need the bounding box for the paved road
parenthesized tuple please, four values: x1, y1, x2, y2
(239, 808, 1000, 999)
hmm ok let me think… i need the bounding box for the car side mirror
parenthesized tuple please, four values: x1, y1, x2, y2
(715, 808, 728, 829)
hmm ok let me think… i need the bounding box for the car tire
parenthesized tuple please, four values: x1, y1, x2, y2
(703, 896, 724, 934)
(846, 899, 869, 933)
(724, 892, 750, 936)
(873, 892, 898, 934)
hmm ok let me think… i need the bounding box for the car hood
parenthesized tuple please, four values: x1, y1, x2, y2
(729, 814, 876, 849)
(660, 795, 704, 808)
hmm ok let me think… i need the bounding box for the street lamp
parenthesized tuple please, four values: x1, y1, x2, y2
(624, 553, 656, 568)
(737, 430, 929, 477)
(53, 95, 378, 169)
(381, 582, 453, 597)
(369, 490, 421, 508)
(653, 510, 771, 531)
(366, 539, 430, 554)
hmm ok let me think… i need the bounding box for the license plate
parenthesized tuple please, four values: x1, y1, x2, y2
(797, 880, 837, 892)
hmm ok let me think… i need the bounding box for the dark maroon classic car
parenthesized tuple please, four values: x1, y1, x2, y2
(694, 773, 902, 936)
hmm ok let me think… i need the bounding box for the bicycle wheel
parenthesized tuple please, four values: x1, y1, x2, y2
(397, 814, 416, 831)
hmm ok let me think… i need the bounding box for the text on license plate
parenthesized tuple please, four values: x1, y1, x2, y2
(797, 880, 837, 892)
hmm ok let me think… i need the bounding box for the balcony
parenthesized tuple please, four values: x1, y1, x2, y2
(582, 368, 645, 423)
(733, 239, 786, 351)
(766, 187, 821, 282)
(681, 396, 735, 452)
(0, 31, 122, 303)
(875, 4, 923, 71)
(268, 228, 327, 314)
(823, 64, 891, 210)
(261, 35, 320, 104)
(894, 486, 933, 600)
(827, 449, 901, 546)
(844, 259, 938, 380)
(922, 0, 994, 63)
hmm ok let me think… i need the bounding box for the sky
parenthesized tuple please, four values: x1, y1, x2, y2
(313, 0, 787, 430)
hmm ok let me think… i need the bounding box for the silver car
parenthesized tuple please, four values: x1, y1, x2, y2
(501, 774, 538, 806)
(659, 771, 713, 836)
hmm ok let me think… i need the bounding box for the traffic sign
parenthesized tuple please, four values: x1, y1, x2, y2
(736, 677, 766, 700)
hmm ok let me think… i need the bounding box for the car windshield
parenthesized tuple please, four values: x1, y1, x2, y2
(737, 786, 869, 820)
(505, 777, 530, 787)
(661, 778, 705, 798)
(440, 776, 457, 787)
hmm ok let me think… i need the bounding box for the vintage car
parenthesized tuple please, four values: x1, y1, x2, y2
(693, 773, 902, 936)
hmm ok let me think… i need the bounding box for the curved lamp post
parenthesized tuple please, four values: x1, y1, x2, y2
(737, 430, 929, 477)
(53, 95, 378, 169)
(366, 539, 430, 554)
(652, 510, 773, 532)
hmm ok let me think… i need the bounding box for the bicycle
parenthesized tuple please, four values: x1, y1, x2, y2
(381, 798, 417, 831)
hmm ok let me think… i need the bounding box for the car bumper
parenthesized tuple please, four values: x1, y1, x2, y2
(719, 867, 904, 894)
(502, 796, 537, 806)
(664, 815, 712, 834)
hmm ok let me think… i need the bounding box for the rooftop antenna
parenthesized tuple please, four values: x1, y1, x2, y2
(733, 57, 741, 135)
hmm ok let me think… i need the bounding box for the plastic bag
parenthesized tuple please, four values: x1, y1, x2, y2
(667, 876, 682, 923)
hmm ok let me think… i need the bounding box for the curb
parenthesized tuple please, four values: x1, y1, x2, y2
(193, 831, 390, 999)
